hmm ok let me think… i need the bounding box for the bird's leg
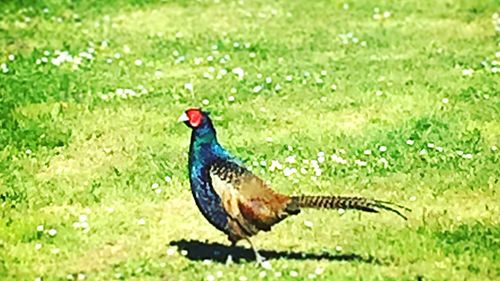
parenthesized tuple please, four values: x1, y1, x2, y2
(245, 238, 264, 266)
(225, 241, 236, 266)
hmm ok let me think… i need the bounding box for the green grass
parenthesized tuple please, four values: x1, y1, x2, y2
(1, 0, 499, 280)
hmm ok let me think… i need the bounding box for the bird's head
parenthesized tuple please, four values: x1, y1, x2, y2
(178, 108, 211, 129)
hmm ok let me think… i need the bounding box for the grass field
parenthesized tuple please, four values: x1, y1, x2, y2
(1, 0, 499, 280)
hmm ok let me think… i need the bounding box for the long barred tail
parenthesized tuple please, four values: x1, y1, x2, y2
(290, 195, 410, 220)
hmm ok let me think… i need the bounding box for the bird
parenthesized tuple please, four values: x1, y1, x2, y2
(178, 108, 409, 265)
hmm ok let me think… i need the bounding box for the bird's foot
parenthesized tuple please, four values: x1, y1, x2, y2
(225, 254, 233, 266)
(254, 252, 266, 267)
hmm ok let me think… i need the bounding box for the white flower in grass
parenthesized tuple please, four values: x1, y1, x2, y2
(206, 275, 215, 281)
(343, 3, 349, 10)
(442, 98, 449, 104)
(228, 96, 235, 102)
(202, 99, 209, 105)
(134, 59, 143, 66)
(35, 277, 42, 281)
(462, 153, 473, 159)
(207, 55, 214, 62)
(8, 54, 15, 61)
(285, 75, 293, 82)
(308, 273, 316, 279)
(491, 145, 497, 151)
(166, 247, 176, 256)
(289, 271, 298, 277)
(375, 90, 383, 96)
(285, 155, 296, 164)
(317, 156, 325, 163)
(314, 267, 324, 275)
(283, 167, 297, 177)
(51, 248, 60, 254)
(35, 243, 42, 250)
(331, 154, 347, 164)
(232, 67, 245, 80)
(335, 245, 343, 252)
(203, 72, 213, 80)
(462, 68, 474, 76)
(77, 273, 85, 280)
(383, 11, 391, 18)
(320, 70, 327, 76)
(379, 146, 387, 152)
(303, 220, 313, 228)
(269, 160, 283, 171)
(249, 52, 256, 58)
(151, 183, 159, 189)
(436, 146, 444, 152)
(419, 149, 427, 155)
(239, 276, 247, 281)
(81, 221, 89, 229)
(331, 84, 337, 91)
(378, 157, 388, 168)
(26, 149, 32, 155)
(427, 143, 435, 148)
(259, 271, 267, 278)
(338, 208, 345, 215)
(137, 218, 146, 225)
(409, 196, 417, 201)
(265, 77, 272, 84)
(406, 139, 414, 145)
(184, 83, 193, 92)
(355, 159, 367, 167)
(364, 149, 372, 155)
(253, 85, 263, 93)
(48, 229, 57, 237)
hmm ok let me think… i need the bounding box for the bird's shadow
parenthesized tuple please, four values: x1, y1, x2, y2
(169, 239, 381, 264)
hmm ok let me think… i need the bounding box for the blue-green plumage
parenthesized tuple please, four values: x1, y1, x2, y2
(187, 115, 233, 234)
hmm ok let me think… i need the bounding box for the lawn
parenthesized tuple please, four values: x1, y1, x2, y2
(0, 0, 499, 280)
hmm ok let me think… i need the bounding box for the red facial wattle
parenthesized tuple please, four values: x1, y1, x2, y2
(186, 108, 203, 128)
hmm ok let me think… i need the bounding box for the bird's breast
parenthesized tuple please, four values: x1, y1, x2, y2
(189, 165, 230, 234)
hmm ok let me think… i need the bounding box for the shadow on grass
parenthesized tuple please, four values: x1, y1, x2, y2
(170, 239, 380, 264)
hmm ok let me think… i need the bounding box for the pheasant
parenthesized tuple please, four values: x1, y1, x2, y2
(178, 108, 409, 264)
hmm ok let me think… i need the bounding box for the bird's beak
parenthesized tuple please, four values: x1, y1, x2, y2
(177, 112, 190, 123)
